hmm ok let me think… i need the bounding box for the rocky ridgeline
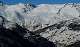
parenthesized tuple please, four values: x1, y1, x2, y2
(0, 16, 56, 47)
(39, 18, 80, 47)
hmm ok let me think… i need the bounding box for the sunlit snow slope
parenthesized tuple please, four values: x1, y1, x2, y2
(2, 3, 80, 30)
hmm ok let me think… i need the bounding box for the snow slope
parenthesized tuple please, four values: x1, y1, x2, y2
(3, 3, 80, 30)
(1, 3, 80, 47)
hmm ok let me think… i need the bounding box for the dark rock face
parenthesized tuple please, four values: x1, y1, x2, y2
(68, 22, 80, 31)
(0, 25, 33, 47)
(0, 24, 56, 47)
(26, 35, 56, 47)
(66, 41, 80, 47)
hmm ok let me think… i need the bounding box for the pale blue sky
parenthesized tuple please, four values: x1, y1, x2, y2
(1, 0, 80, 5)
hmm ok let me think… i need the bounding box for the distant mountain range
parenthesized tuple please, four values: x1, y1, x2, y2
(0, 3, 80, 30)
(1, 2, 80, 47)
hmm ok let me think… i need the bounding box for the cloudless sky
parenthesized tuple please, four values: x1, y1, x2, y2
(1, 0, 80, 5)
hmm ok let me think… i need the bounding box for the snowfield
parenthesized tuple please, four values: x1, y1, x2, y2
(3, 3, 80, 29)
(1, 3, 80, 47)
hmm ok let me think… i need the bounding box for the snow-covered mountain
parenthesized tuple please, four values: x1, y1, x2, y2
(1, 3, 80, 30)
(1, 2, 80, 47)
